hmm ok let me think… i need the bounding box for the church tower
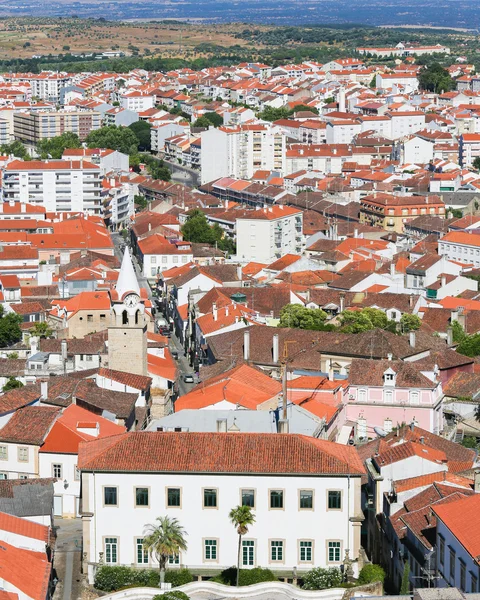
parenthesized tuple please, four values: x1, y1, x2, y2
(108, 248, 148, 376)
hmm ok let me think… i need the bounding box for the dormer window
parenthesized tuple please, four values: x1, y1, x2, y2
(383, 367, 396, 387)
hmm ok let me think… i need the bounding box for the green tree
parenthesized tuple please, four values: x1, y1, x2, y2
(418, 63, 454, 93)
(400, 561, 410, 595)
(340, 308, 387, 333)
(399, 313, 421, 333)
(148, 160, 171, 182)
(128, 120, 152, 151)
(358, 564, 385, 584)
(473, 157, 480, 172)
(257, 106, 291, 121)
(456, 333, 480, 357)
(452, 320, 466, 343)
(37, 132, 81, 159)
(302, 567, 343, 590)
(229, 505, 256, 587)
(278, 304, 328, 330)
(142, 516, 188, 587)
(192, 116, 212, 128)
(0, 306, 22, 348)
(86, 125, 139, 155)
(134, 194, 148, 210)
(3, 377, 24, 392)
(30, 321, 53, 338)
(461, 436, 478, 449)
(203, 112, 224, 127)
(182, 209, 216, 244)
(0, 140, 30, 160)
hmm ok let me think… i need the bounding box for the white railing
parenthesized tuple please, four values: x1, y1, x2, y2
(95, 581, 378, 600)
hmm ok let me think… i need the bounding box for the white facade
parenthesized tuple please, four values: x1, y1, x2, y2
(82, 469, 362, 581)
(3, 161, 102, 214)
(0, 440, 38, 479)
(200, 125, 286, 184)
(120, 93, 155, 112)
(142, 252, 193, 278)
(236, 207, 303, 264)
(39, 452, 80, 518)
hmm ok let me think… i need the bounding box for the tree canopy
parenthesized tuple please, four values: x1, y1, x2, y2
(340, 307, 389, 333)
(418, 63, 454, 93)
(0, 305, 22, 348)
(0, 141, 30, 160)
(86, 125, 139, 155)
(36, 132, 81, 159)
(278, 304, 330, 330)
(181, 209, 235, 254)
(128, 120, 152, 151)
(399, 313, 421, 333)
(3, 377, 23, 392)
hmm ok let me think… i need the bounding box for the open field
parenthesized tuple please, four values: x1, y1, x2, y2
(0, 19, 265, 60)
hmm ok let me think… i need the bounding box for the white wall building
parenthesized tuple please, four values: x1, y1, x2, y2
(79, 431, 365, 582)
(3, 159, 102, 214)
(236, 205, 303, 264)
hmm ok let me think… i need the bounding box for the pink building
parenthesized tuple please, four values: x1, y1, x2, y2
(341, 358, 443, 437)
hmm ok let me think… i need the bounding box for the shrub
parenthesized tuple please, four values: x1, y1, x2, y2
(214, 566, 276, 586)
(302, 567, 343, 590)
(153, 592, 190, 600)
(358, 564, 386, 585)
(94, 566, 159, 591)
(164, 569, 193, 587)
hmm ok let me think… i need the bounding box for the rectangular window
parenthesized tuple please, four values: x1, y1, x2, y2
(271, 540, 283, 562)
(87, 314, 93, 322)
(135, 487, 149, 507)
(450, 548, 456, 581)
(105, 537, 118, 564)
(242, 540, 255, 566)
(136, 538, 148, 564)
(328, 541, 341, 562)
(328, 491, 342, 510)
(18, 447, 28, 462)
(0, 446, 7, 460)
(203, 488, 218, 508)
(151, 268, 157, 277)
(204, 539, 217, 561)
(168, 553, 180, 565)
(439, 535, 445, 566)
(167, 488, 181, 507)
(52, 463, 62, 478)
(299, 490, 313, 510)
(270, 489, 284, 509)
(241, 489, 255, 508)
(299, 541, 313, 562)
(472, 574, 478, 593)
(0, 473, 7, 480)
(104, 486, 118, 506)
(460, 561, 466, 591)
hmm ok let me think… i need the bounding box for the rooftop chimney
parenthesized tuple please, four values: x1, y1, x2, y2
(237, 265, 243, 281)
(328, 360, 334, 381)
(243, 329, 250, 361)
(339, 292, 345, 313)
(273, 333, 279, 364)
(387, 353, 393, 361)
(40, 380, 48, 400)
(278, 419, 289, 434)
(216, 418, 227, 433)
(447, 326, 453, 346)
(474, 471, 480, 493)
(212, 302, 217, 321)
(409, 331, 416, 348)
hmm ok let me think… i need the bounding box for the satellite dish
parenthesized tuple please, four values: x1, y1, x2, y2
(374, 427, 387, 437)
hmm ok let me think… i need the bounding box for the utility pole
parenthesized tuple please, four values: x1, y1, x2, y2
(280, 340, 295, 421)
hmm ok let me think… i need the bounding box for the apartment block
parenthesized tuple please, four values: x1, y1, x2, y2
(200, 124, 286, 184)
(3, 159, 102, 214)
(236, 205, 303, 263)
(13, 109, 101, 144)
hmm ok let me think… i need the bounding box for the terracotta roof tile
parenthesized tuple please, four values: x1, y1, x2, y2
(0, 406, 59, 445)
(433, 493, 480, 560)
(78, 431, 365, 475)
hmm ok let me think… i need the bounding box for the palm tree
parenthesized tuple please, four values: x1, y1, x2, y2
(143, 516, 188, 587)
(229, 505, 256, 587)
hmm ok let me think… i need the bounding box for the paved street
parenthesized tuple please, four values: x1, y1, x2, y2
(52, 518, 88, 600)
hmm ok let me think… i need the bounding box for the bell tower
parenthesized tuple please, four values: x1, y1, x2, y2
(108, 248, 148, 376)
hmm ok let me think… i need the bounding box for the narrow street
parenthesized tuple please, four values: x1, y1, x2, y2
(52, 518, 89, 600)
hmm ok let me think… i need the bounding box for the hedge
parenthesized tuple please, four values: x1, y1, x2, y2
(302, 567, 343, 590)
(212, 566, 277, 586)
(153, 592, 190, 600)
(358, 564, 386, 585)
(94, 566, 193, 592)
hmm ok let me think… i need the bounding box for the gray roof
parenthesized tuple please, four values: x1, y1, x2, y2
(147, 404, 325, 437)
(0, 478, 54, 517)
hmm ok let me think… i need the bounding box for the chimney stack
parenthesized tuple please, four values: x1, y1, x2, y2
(272, 333, 279, 364)
(474, 471, 480, 493)
(339, 292, 345, 313)
(40, 380, 48, 400)
(278, 419, 289, 434)
(447, 326, 453, 346)
(409, 331, 416, 348)
(328, 360, 334, 381)
(216, 418, 227, 433)
(212, 302, 217, 321)
(243, 329, 250, 361)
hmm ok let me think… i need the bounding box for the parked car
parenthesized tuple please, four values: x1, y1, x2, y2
(183, 374, 194, 384)
(171, 351, 179, 360)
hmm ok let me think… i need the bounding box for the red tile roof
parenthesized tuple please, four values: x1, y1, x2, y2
(0, 510, 49, 542)
(433, 493, 480, 560)
(78, 431, 366, 475)
(0, 540, 51, 600)
(0, 406, 59, 445)
(97, 368, 152, 391)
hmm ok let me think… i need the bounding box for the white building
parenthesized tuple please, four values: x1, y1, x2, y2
(138, 235, 194, 278)
(236, 205, 303, 263)
(119, 90, 155, 113)
(389, 111, 426, 139)
(79, 431, 365, 582)
(438, 231, 480, 268)
(200, 124, 286, 185)
(460, 133, 480, 167)
(3, 159, 102, 214)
